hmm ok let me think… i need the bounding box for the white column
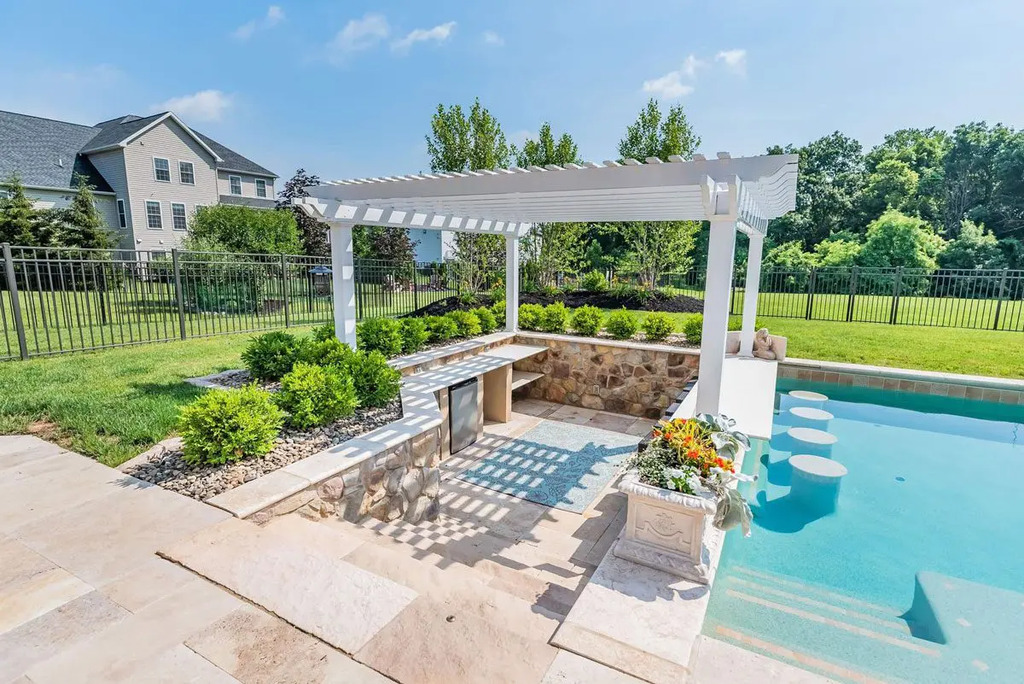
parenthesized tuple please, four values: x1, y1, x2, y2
(505, 235, 519, 332)
(329, 222, 357, 348)
(695, 219, 737, 415)
(739, 233, 765, 357)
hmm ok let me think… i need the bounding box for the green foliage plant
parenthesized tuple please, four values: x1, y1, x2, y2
(445, 310, 482, 337)
(518, 303, 544, 330)
(581, 270, 609, 292)
(539, 302, 570, 333)
(682, 314, 704, 345)
(348, 351, 402, 408)
(356, 317, 404, 357)
(275, 363, 357, 429)
(605, 309, 639, 340)
(570, 305, 604, 336)
(400, 317, 430, 353)
(425, 315, 458, 342)
(311, 323, 335, 342)
(642, 312, 675, 341)
(178, 385, 284, 465)
(299, 337, 354, 369)
(471, 307, 497, 334)
(241, 331, 306, 381)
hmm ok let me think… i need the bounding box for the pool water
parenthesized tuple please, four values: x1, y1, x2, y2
(703, 380, 1024, 684)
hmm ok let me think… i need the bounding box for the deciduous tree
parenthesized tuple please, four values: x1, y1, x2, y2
(276, 169, 330, 256)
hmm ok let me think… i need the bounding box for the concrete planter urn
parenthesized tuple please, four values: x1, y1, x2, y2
(614, 473, 718, 583)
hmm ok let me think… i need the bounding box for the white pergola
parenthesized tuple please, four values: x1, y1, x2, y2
(296, 152, 798, 416)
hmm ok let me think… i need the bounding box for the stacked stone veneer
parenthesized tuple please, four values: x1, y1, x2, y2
(513, 334, 700, 418)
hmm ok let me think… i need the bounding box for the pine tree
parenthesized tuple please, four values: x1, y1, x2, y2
(0, 174, 41, 245)
(58, 175, 114, 249)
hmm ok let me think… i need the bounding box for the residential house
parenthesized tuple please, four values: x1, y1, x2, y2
(0, 109, 276, 251)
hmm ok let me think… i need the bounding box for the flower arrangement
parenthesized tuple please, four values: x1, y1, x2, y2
(628, 413, 756, 535)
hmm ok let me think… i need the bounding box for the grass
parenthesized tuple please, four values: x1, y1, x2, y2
(0, 330, 311, 467)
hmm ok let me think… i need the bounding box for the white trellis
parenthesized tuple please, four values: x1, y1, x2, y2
(296, 153, 798, 416)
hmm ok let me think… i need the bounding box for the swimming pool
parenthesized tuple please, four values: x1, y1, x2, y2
(703, 379, 1024, 683)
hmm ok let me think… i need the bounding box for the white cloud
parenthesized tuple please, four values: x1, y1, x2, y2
(392, 21, 456, 53)
(715, 49, 747, 75)
(153, 90, 233, 122)
(233, 5, 285, 41)
(681, 54, 706, 78)
(327, 13, 390, 62)
(642, 71, 694, 100)
(482, 30, 504, 46)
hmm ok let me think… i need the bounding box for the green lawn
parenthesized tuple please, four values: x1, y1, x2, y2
(0, 331, 311, 467)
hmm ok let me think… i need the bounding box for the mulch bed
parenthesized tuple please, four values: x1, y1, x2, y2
(408, 290, 704, 317)
(125, 370, 402, 501)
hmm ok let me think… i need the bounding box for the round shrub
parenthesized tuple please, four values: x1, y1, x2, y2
(425, 315, 458, 343)
(581, 270, 608, 292)
(540, 302, 570, 333)
(400, 317, 430, 354)
(445, 310, 482, 337)
(276, 363, 357, 429)
(471, 307, 497, 334)
(642, 312, 675, 341)
(348, 350, 402, 408)
(356, 317, 404, 358)
(490, 300, 506, 327)
(682, 314, 703, 345)
(241, 331, 305, 381)
(299, 337, 354, 368)
(605, 309, 639, 340)
(571, 306, 604, 337)
(311, 323, 335, 342)
(178, 385, 284, 465)
(518, 303, 544, 330)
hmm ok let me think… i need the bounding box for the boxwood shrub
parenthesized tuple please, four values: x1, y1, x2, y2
(581, 270, 608, 292)
(471, 307, 497, 334)
(400, 317, 430, 354)
(518, 303, 544, 330)
(642, 312, 674, 342)
(241, 331, 306, 381)
(570, 306, 603, 336)
(275, 362, 357, 429)
(445, 310, 482, 337)
(540, 302, 570, 333)
(357, 317, 404, 358)
(425, 315, 458, 342)
(682, 314, 703, 344)
(299, 337, 354, 368)
(178, 385, 284, 465)
(605, 309, 639, 340)
(348, 350, 402, 408)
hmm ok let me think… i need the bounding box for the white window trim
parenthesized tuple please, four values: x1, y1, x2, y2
(228, 175, 243, 196)
(170, 202, 188, 231)
(177, 160, 196, 185)
(153, 157, 171, 183)
(116, 199, 127, 229)
(255, 178, 267, 198)
(145, 200, 163, 230)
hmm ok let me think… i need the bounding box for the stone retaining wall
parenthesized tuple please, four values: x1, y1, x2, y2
(513, 334, 701, 418)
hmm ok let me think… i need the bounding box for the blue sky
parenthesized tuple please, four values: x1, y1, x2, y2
(3, 1, 1023, 183)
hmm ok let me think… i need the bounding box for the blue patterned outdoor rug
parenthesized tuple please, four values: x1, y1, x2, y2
(456, 420, 641, 513)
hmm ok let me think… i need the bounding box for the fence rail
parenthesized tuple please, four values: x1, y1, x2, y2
(0, 245, 465, 361)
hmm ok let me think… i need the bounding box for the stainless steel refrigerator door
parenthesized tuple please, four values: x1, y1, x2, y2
(449, 378, 480, 454)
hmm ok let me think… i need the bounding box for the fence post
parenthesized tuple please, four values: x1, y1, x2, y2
(171, 249, 186, 340)
(992, 268, 1009, 331)
(846, 267, 858, 322)
(805, 268, 817, 320)
(889, 267, 902, 325)
(280, 253, 291, 328)
(2, 243, 29, 360)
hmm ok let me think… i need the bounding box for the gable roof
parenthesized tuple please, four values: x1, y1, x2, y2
(0, 110, 113, 193)
(0, 109, 277, 192)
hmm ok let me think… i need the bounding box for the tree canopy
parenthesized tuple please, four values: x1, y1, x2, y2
(186, 204, 301, 254)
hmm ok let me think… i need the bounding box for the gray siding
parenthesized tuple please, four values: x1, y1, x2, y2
(121, 119, 219, 251)
(25, 187, 121, 245)
(217, 170, 274, 201)
(88, 149, 133, 247)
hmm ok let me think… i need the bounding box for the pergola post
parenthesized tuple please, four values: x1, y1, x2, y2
(739, 233, 765, 356)
(329, 222, 358, 348)
(695, 218, 737, 415)
(505, 235, 519, 332)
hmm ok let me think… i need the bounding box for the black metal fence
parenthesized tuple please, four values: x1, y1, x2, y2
(0, 245, 465, 361)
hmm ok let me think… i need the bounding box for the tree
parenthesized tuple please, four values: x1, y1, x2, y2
(764, 241, 817, 270)
(990, 130, 1024, 240)
(939, 219, 1005, 270)
(858, 209, 944, 270)
(615, 99, 702, 285)
(942, 122, 1011, 237)
(814, 238, 862, 267)
(364, 226, 417, 263)
(276, 169, 330, 256)
(57, 175, 115, 249)
(515, 123, 581, 167)
(425, 99, 511, 290)
(0, 174, 41, 245)
(856, 158, 919, 219)
(186, 204, 301, 254)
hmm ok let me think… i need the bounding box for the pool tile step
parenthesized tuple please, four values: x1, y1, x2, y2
(729, 565, 905, 619)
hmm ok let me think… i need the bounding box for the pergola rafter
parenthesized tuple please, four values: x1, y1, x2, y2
(300, 152, 798, 416)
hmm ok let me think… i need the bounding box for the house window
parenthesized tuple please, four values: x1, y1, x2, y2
(153, 157, 171, 182)
(171, 203, 187, 231)
(178, 161, 195, 185)
(116, 199, 127, 228)
(255, 178, 267, 198)
(229, 175, 242, 195)
(145, 201, 162, 229)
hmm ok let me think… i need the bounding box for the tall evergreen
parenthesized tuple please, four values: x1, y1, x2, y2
(58, 175, 114, 249)
(0, 174, 40, 245)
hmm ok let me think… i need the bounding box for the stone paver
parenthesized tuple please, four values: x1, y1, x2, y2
(160, 516, 417, 654)
(356, 596, 559, 684)
(541, 650, 646, 683)
(690, 635, 840, 684)
(0, 567, 92, 633)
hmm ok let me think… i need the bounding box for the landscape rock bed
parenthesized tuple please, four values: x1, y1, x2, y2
(125, 400, 402, 501)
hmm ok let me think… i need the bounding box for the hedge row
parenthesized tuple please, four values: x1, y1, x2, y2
(519, 303, 677, 342)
